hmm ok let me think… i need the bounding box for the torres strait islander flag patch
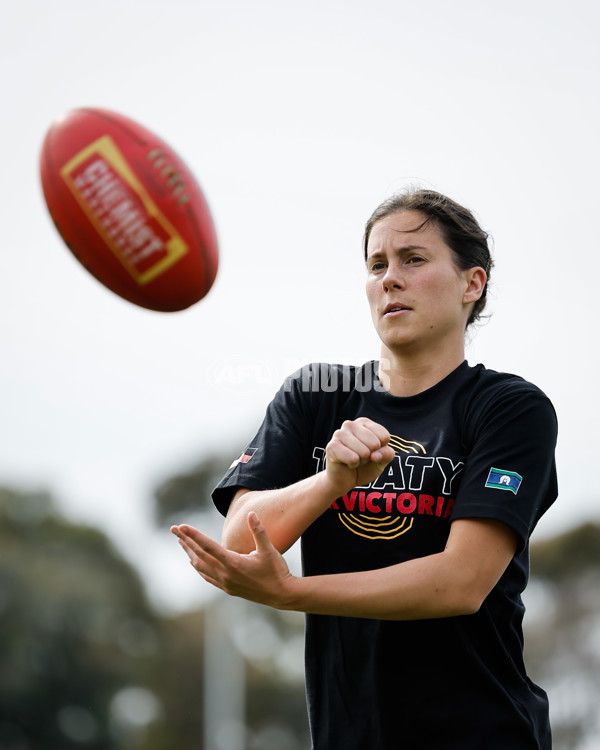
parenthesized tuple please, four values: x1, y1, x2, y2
(229, 448, 257, 469)
(485, 467, 523, 495)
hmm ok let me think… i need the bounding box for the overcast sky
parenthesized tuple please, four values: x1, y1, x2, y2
(2, 0, 599, 610)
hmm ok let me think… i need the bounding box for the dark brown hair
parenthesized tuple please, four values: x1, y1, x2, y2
(363, 188, 493, 327)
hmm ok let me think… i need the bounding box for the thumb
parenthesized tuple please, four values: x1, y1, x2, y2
(247, 512, 273, 552)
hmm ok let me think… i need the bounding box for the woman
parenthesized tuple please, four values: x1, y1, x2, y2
(172, 189, 558, 749)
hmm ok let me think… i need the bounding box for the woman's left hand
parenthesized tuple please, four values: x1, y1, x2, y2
(171, 512, 295, 609)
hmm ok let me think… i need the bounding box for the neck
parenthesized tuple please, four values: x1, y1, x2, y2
(377, 344, 466, 397)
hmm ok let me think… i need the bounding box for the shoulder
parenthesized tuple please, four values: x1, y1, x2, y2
(463, 363, 558, 436)
(468, 364, 555, 408)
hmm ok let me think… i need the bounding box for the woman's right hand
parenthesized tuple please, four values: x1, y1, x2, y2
(324, 417, 396, 495)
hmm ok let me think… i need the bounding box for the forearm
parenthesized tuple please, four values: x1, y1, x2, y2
(279, 551, 482, 620)
(222, 471, 341, 554)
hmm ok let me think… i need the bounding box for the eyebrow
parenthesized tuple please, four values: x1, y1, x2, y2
(367, 244, 428, 260)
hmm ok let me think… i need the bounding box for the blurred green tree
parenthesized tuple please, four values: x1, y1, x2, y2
(153, 453, 234, 524)
(0, 483, 309, 750)
(0, 486, 165, 750)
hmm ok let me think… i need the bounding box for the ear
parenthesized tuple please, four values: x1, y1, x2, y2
(463, 267, 487, 305)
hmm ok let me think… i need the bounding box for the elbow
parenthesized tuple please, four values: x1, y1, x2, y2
(458, 596, 484, 617)
(220, 519, 233, 548)
(435, 553, 497, 617)
(450, 581, 489, 617)
(221, 524, 252, 554)
(435, 594, 480, 619)
(221, 514, 250, 553)
(221, 491, 255, 553)
(221, 518, 233, 547)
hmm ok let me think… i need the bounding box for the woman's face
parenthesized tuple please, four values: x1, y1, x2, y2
(365, 210, 484, 356)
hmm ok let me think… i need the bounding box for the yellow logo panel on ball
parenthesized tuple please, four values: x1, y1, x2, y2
(60, 135, 188, 285)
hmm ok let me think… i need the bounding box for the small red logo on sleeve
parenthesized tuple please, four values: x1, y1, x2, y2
(229, 448, 257, 469)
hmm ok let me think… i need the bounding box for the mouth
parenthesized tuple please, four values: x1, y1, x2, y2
(383, 303, 411, 316)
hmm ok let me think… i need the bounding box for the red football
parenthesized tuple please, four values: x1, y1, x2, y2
(40, 107, 219, 312)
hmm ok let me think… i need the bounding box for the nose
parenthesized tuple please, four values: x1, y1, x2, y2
(381, 261, 405, 291)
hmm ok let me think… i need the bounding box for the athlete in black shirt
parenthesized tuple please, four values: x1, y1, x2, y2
(172, 189, 557, 749)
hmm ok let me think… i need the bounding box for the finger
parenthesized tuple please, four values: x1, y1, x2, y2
(327, 421, 391, 469)
(326, 441, 364, 469)
(371, 445, 396, 464)
(177, 535, 217, 571)
(356, 416, 391, 440)
(247, 512, 274, 554)
(178, 536, 224, 587)
(175, 525, 230, 566)
(340, 419, 390, 455)
(350, 418, 391, 451)
(175, 533, 232, 593)
(344, 419, 392, 465)
(342, 420, 381, 452)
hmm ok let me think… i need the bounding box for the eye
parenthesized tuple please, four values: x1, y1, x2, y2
(368, 260, 387, 272)
(405, 255, 425, 265)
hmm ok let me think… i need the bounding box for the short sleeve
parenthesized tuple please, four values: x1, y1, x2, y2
(211, 368, 318, 517)
(451, 383, 558, 551)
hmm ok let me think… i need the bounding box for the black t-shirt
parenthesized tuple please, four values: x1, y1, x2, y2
(213, 361, 558, 750)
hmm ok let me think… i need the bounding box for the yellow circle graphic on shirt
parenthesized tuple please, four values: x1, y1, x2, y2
(337, 435, 426, 540)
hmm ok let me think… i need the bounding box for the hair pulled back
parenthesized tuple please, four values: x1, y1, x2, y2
(363, 188, 493, 327)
